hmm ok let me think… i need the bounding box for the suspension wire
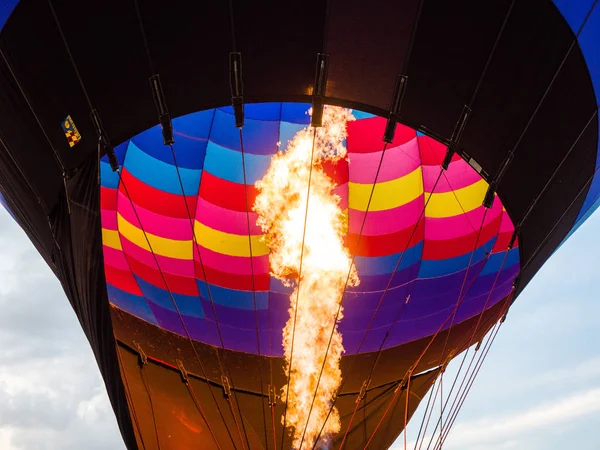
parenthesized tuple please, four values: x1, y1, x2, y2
(335, 0, 592, 445)
(414, 375, 442, 450)
(517, 105, 600, 230)
(402, 0, 426, 72)
(224, 1, 270, 446)
(403, 374, 413, 450)
(283, 7, 339, 445)
(337, 128, 493, 450)
(269, 103, 284, 450)
(412, 374, 439, 450)
(0, 46, 72, 221)
(361, 203, 489, 450)
(136, 352, 162, 450)
(438, 372, 443, 449)
(435, 296, 512, 450)
(428, 294, 511, 450)
(185, 379, 224, 450)
(45, 6, 218, 450)
(523, 160, 600, 272)
(130, 1, 252, 447)
(166, 140, 250, 450)
(312, 140, 444, 450)
(429, 208, 490, 372)
(117, 172, 238, 449)
(430, 250, 512, 444)
(335, 169, 443, 450)
(280, 127, 319, 450)
(113, 338, 148, 450)
(238, 126, 270, 449)
(419, 252, 512, 450)
(132, 0, 155, 75)
(311, 1, 516, 440)
(302, 137, 402, 449)
(418, 3, 600, 445)
(486, 0, 598, 190)
(467, 0, 516, 108)
(426, 291, 513, 450)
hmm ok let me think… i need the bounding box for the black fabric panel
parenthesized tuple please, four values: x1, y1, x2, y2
(0, 1, 597, 448)
(324, 0, 421, 109)
(231, 0, 327, 104)
(401, 0, 516, 139)
(50, 159, 138, 449)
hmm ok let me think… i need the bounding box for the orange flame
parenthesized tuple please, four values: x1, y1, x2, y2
(254, 106, 359, 449)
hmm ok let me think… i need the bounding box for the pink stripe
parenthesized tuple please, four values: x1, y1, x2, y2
(334, 183, 348, 210)
(117, 191, 193, 240)
(422, 160, 482, 193)
(195, 245, 270, 275)
(101, 209, 117, 230)
(499, 209, 515, 232)
(348, 138, 421, 184)
(424, 200, 503, 240)
(103, 245, 130, 271)
(120, 235, 196, 277)
(195, 197, 262, 235)
(349, 195, 424, 236)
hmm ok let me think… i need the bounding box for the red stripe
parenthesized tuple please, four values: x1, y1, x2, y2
(200, 171, 257, 212)
(101, 187, 117, 211)
(321, 157, 349, 186)
(492, 231, 518, 252)
(418, 136, 460, 166)
(126, 256, 199, 296)
(347, 218, 425, 257)
(104, 264, 142, 295)
(422, 213, 503, 260)
(195, 261, 271, 291)
(118, 168, 197, 219)
(347, 117, 416, 153)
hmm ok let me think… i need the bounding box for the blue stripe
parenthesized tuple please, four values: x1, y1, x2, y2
(204, 141, 272, 184)
(197, 281, 269, 310)
(354, 242, 423, 276)
(479, 248, 520, 276)
(211, 109, 280, 155)
(279, 122, 306, 150)
(0, 0, 18, 31)
(281, 103, 311, 124)
(100, 161, 119, 189)
(553, 0, 596, 31)
(134, 276, 204, 317)
(418, 238, 496, 279)
(106, 283, 158, 325)
(125, 141, 201, 195)
(130, 123, 206, 170)
(578, 6, 600, 104)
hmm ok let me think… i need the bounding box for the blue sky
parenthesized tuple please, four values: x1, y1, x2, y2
(0, 205, 598, 449)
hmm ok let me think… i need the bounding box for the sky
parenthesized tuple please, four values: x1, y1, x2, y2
(0, 204, 599, 450)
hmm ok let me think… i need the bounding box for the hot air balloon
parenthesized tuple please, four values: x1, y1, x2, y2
(0, 1, 598, 449)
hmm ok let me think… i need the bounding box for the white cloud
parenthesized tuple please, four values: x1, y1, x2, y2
(400, 387, 600, 450)
(0, 209, 125, 450)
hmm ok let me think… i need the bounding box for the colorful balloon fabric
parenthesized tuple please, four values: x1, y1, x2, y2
(100, 103, 520, 356)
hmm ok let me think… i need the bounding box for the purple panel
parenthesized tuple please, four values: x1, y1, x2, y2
(148, 301, 187, 337)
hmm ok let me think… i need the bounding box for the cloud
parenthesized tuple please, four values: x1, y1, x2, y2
(0, 209, 125, 450)
(400, 387, 600, 450)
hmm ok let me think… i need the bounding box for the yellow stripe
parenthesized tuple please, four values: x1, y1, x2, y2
(349, 166, 423, 212)
(426, 178, 488, 218)
(194, 221, 269, 257)
(117, 214, 193, 259)
(102, 228, 122, 250)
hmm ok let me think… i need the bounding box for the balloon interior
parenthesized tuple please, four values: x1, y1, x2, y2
(0, 1, 598, 449)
